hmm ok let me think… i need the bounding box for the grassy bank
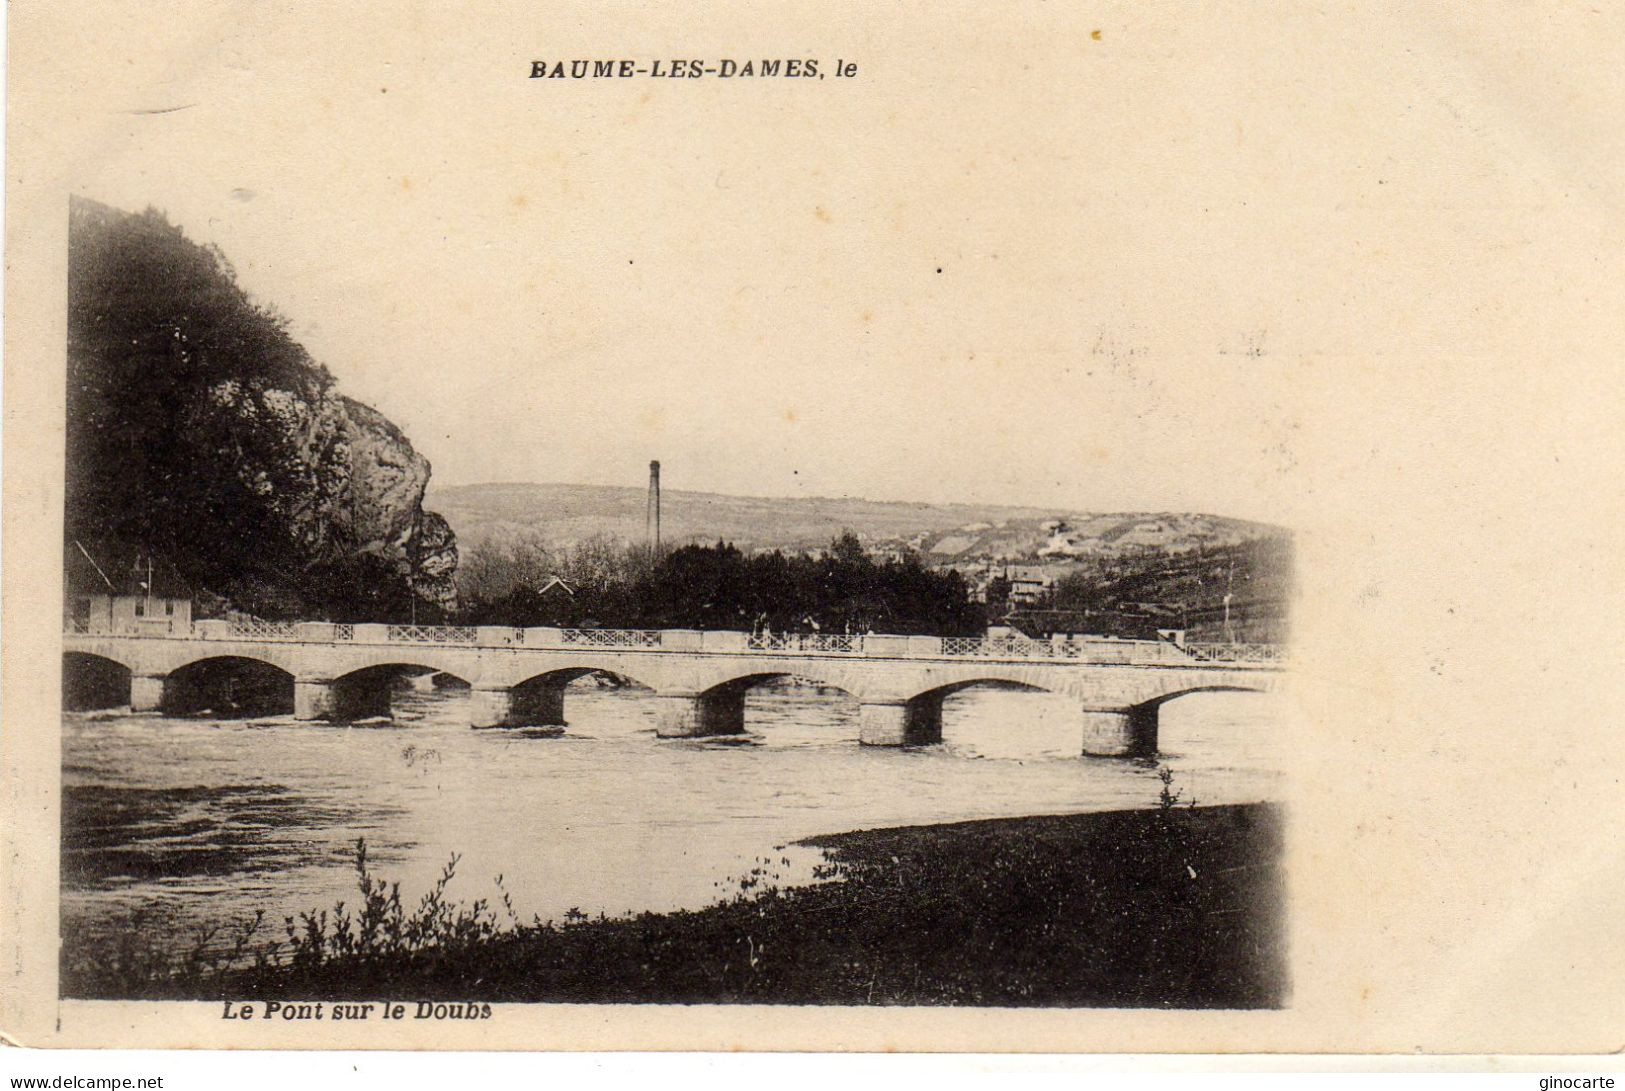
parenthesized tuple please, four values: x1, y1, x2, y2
(65, 801, 1285, 1008)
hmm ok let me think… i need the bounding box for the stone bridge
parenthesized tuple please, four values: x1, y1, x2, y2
(61, 622, 1285, 757)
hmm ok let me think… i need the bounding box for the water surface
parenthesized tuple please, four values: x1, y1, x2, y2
(62, 680, 1285, 956)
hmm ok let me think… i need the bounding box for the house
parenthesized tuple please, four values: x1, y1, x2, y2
(65, 545, 192, 635)
(1003, 565, 1054, 605)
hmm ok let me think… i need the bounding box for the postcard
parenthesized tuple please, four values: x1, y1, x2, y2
(3, 0, 1621, 1055)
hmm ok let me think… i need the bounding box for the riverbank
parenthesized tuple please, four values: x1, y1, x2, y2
(68, 801, 1285, 1008)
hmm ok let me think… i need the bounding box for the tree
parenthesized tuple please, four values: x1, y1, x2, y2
(985, 575, 1012, 615)
(453, 531, 985, 637)
(65, 198, 437, 620)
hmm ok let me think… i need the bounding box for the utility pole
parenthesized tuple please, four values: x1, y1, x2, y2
(647, 460, 661, 553)
(1223, 557, 1235, 644)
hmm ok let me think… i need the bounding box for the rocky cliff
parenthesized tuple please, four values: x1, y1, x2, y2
(66, 197, 457, 619)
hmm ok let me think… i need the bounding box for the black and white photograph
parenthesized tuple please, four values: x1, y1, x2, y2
(59, 186, 1290, 1009)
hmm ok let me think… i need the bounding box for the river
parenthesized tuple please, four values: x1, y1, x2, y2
(61, 678, 1285, 961)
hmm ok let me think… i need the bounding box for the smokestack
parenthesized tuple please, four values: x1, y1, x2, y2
(647, 460, 661, 551)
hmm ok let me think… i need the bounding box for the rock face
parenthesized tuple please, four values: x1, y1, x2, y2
(411, 511, 461, 613)
(66, 197, 457, 619)
(198, 382, 461, 615)
(324, 392, 461, 613)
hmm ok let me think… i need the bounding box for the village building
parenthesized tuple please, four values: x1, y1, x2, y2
(1003, 565, 1054, 605)
(64, 544, 192, 635)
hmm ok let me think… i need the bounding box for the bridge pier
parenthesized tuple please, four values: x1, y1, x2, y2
(1080, 705, 1158, 758)
(858, 697, 942, 747)
(697, 688, 747, 736)
(295, 677, 391, 722)
(294, 680, 337, 721)
(130, 673, 168, 713)
(470, 686, 515, 729)
(511, 682, 567, 727)
(469, 683, 569, 728)
(907, 692, 945, 746)
(654, 694, 702, 737)
(653, 692, 746, 738)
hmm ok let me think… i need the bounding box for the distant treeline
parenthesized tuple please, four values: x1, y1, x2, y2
(458, 531, 985, 636)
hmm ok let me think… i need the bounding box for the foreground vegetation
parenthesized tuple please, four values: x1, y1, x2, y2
(64, 792, 1285, 1008)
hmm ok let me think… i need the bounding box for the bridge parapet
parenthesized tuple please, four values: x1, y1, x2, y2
(387, 624, 477, 644)
(228, 619, 300, 641)
(702, 630, 747, 653)
(559, 628, 663, 648)
(62, 622, 1284, 668)
(908, 636, 943, 657)
(747, 632, 861, 654)
(1181, 642, 1287, 665)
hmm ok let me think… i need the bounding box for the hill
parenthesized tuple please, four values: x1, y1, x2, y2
(427, 481, 1284, 565)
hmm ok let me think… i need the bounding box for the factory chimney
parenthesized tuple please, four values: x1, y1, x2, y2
(646, 460, 661, 552)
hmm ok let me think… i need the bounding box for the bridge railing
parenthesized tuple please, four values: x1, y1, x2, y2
(63, 619, 1284, 666)
(228, 619, 301, 641)
(558, 628, 663, 648)
(1179, 642, 1285, 665)
(943, 635, 1055, 658)
(746, 632, 860, 654)
(387, 624, 478, 644)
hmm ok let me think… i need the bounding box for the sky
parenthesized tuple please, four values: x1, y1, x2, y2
(40, 2, 1596, 524)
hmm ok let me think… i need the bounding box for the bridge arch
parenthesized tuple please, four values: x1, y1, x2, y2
(696, 670, 861, 701)
(161, 655, 296, 717)
(903, 676, 1058, 702)
(315, 646, 483, 685)
(685, 661, 876, 702)
(306, 661, 478, 723)
(692, 671, 863, 739)
(168, 648, 300, 678)
(492, 666, 659, 729)
(62, 648, 135, 674)
(1133, 682, 1270, 709)
(62, 651, 133, 711)
(893, 677, 1074, 751)
(511, 665, 657, 692)
(1084, 681, 1276, 759)
(330, 661, 475, 687)
(1138, 684, 1279, 762)
(891, 669, 1277, 758)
